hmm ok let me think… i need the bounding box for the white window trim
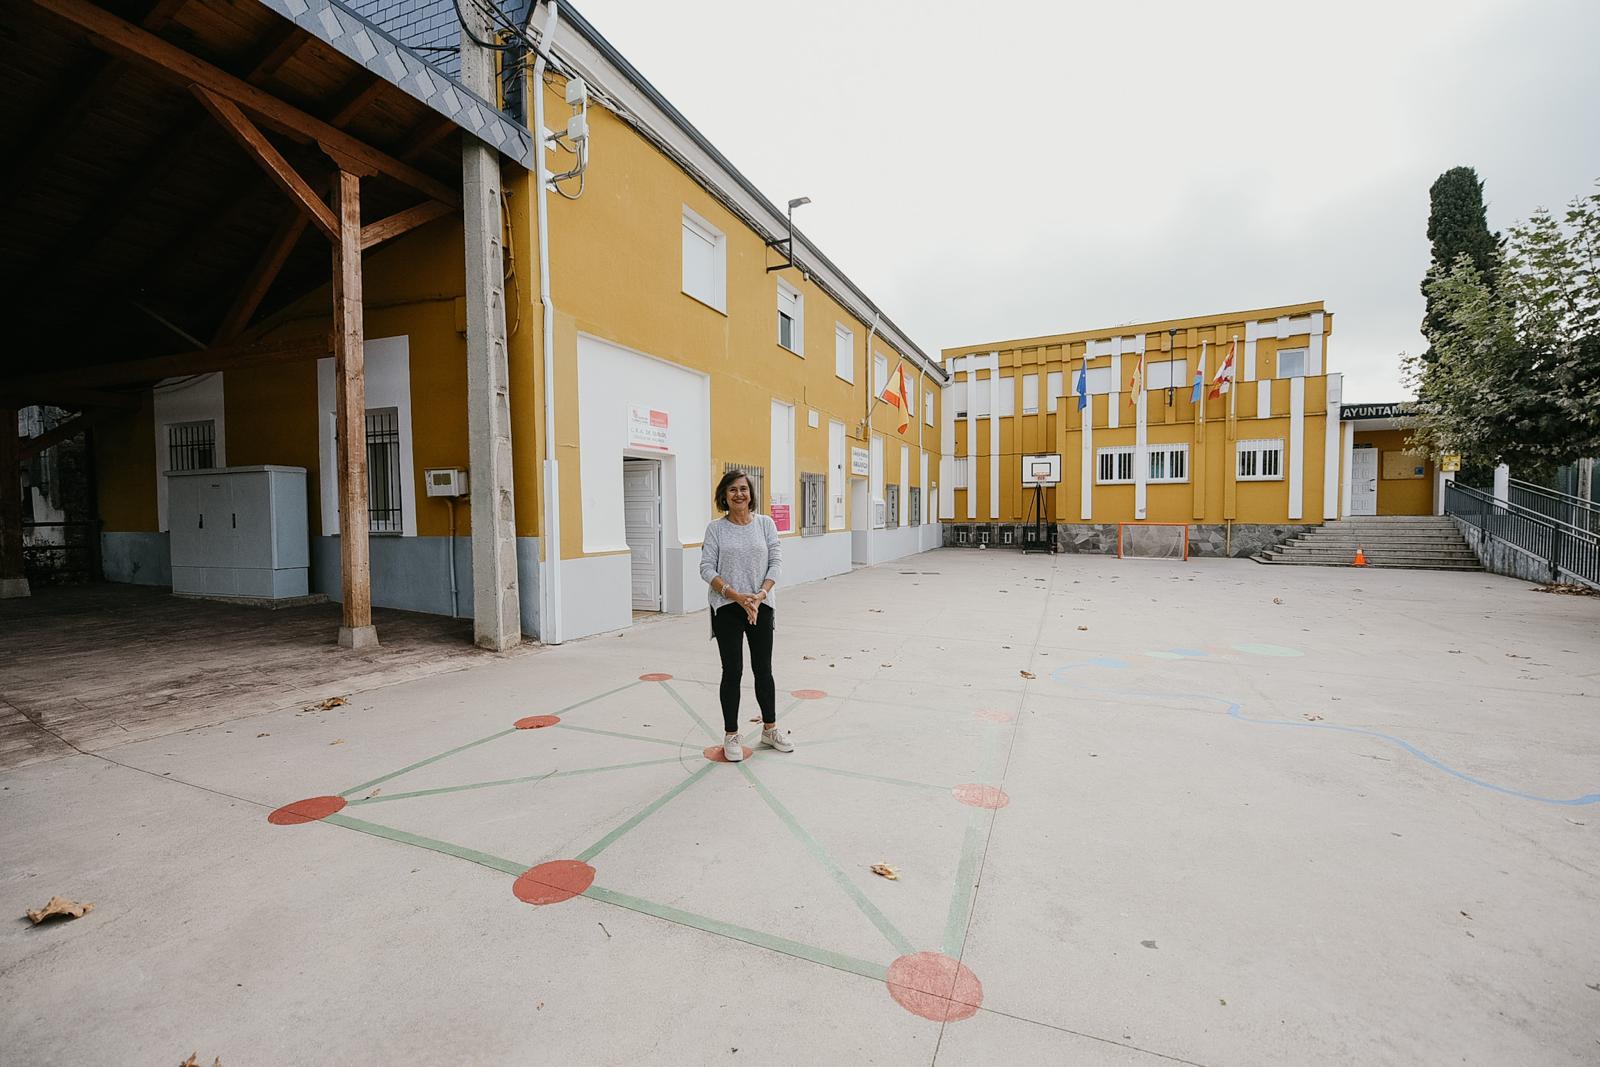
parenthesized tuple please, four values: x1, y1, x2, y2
(1276, 348, 1308, 379)
(1147, 443, 1190, 484)
(776, 278, 803, 355)
(834, 322, 854, 383)
(1022, 373, 1039, 415)
(681, 205, 727, 314)
(1096, 446, 1136, 485)
(1237, 438, 1285, 481)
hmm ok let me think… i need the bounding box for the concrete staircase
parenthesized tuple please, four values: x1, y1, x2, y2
(1255, 516, 1483, 571)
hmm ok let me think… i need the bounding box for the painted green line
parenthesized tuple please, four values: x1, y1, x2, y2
(549, 679, 644, 718)
(575, 762, 716, 863)
(943, 716, 1009, 956)
(942, 804, 989, 957)
(661, 681, 719, 741)
(738, 763, 915, 956)
(348, 757, 686, 806)
(323, 813, 527, 876)
(762, 759, 949, 792)
(548, 723, 685, 749)
(585, 884, 888, 983)
(339, 728, 516, 798)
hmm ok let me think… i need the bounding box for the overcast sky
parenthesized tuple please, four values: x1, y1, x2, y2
(571, 0, 1600, 400)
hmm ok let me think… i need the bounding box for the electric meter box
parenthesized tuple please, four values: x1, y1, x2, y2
(424, 468, 469, 497)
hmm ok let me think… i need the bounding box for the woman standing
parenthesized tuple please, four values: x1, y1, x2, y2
(700, 470, 794, 762)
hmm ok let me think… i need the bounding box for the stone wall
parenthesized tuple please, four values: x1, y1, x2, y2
(942, 521, 1311, 558)
(1453, 519, 1557, 585)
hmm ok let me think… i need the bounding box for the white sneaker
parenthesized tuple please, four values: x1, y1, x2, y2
(723, 734, 744, 762)
(760, 727, 794, 753)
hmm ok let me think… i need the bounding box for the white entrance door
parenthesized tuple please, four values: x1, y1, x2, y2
(623, 459, 662, 611)
(1351, 447, 1378, 516)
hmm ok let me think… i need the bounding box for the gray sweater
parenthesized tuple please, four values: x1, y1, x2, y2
(700, 514, 782, 612)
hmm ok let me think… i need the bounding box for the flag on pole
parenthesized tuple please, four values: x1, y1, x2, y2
(1127, 350, 1145, 406)
(880, 361, 910, 434)
(1207, 339, 1237, 400)
(1076, 362, 1089, 411)
(1192, 341, 1208, 405)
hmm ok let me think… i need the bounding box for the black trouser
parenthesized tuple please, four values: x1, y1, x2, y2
(711, 602, 775, 734)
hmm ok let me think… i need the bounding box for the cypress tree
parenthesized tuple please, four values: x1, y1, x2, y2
(1420, 167, 1500, 359)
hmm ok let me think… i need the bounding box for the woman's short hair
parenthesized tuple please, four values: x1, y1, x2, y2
(715, 470, 754, 513)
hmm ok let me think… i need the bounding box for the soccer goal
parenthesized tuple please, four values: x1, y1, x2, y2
(1117, 522, 1190, 561)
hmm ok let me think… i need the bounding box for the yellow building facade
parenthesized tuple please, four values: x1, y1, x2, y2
(91, 8, 943, 642)
(940, 302, 1348, 555)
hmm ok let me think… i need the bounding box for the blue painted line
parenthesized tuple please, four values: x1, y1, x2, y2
(1050, 663, 1600, 807)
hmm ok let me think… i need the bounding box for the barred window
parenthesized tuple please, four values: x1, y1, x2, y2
(723, 462, 764, 515)
(1237, 439, 1284, 481)
(1096, 446, 1135, 484)
(1149, 444, 1189, 483)
(909, 487, 922, 526)
(885, 483, 899, 527)
(167, 420, 216, 472)
(366, 408, 403, 533)
(800, 473, 825, 537)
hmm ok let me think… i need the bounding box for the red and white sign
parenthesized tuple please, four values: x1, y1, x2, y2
(770, 502, 792, 532)
(628, 405, 669, 451)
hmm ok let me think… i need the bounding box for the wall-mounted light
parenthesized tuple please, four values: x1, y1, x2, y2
(767, 196, 811, 273)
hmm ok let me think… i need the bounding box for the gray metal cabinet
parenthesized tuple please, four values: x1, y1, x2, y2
(167, 466, 309, 600)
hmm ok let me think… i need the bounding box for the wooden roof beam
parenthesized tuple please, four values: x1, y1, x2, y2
(361, 200, 455, 251)
(2, 335, 332, 394)
(213, 209, 311, 344)
(31, 0, 460, 207)
(191, 86, 338, 240)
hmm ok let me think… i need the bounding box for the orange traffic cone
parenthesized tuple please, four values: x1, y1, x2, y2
(1352, 546, 1367, 567)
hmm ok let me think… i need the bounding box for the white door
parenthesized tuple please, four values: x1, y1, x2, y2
(623, 460, 662, 611)
(1351, 447, 1378, 516)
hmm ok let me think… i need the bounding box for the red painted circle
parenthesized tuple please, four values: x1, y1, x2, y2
(267, 795, 347, 825)
(952, 784, 1010, 810)
(639, 673, 673, 681)
(704, 744, 754, 763)
(886, 952, 983, 1021)
(975, 709, 1015, 724)
(513, 860, 596, 905)
(514, 715, 561, 729)
(790, 689, 827, 700)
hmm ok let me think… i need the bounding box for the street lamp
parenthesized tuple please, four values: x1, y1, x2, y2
(767, 196, 811, 272)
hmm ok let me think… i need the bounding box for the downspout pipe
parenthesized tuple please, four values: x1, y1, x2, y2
(532, 0, 563, 643)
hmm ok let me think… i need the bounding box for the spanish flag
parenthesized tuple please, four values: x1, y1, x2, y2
(882, 363, 911, 433)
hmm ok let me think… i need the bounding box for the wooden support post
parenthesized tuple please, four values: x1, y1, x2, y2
(331, 171, 376, 649)
(0, 410, 28, 599)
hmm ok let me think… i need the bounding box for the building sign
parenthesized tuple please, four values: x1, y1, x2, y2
(627, 405, 669, 451)
(1340, 402, 1416, 421)
(770, 501, 792, 532)
(850, 446, 870, 476)
(1441, 454, 1462, 473)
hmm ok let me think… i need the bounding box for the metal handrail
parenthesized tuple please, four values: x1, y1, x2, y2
(1448, 483, 1599, 588)
(1507, 478, 1599, 535)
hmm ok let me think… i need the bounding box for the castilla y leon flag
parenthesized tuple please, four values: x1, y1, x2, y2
(882, 362, 910, 433)
(1207, 339, 1237, 400)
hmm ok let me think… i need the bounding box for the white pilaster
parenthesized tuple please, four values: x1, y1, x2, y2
(1341, 422, 1354, 517)
(1323, 373, 1342, 519)
(988, 361, 1000, 519)
(1288, 376, 1305, 520)
(1134, 388, 1148, 520)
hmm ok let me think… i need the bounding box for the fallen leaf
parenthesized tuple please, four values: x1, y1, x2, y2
(1219, 998, 1227, 1006)
(305, 696, 348, 712)
(802, 655, 815, 660)
(1303, 714, 1324, 722)
(256, 733, 269, 738)
(1460, 910, 1472, 919)
(880, 663, 893, 668)
(870, 864, 898, 880)
(1019, 670, 1036, 679)
(1076, 625, 1089, 631)
(868, 608, 884, 613)
(1141, 940, 1158, 949)
(26, 896, 94, 924)
(364, 788, 382, 800)
(1272, 597, 1283, 605)
(329, 738, 345, 746)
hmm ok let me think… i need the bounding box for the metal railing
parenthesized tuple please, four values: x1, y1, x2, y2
(1508, 478, 1600, 535)
(1447, 483, 1599, 587)
(22, 520, 103, 585)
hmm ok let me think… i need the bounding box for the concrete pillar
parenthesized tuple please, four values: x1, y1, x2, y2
(1433, 469, 1455, 515)
(1493, 463, 1510, 506)
(1, 409, 30, 599)
(459, 5, 521, 651)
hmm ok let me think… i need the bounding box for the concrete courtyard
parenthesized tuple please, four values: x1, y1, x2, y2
(3, 550, 1598, 1065)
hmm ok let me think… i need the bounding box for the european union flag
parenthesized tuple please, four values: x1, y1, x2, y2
(1076, 366, 1088, 411)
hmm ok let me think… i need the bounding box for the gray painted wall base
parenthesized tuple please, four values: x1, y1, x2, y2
(1453, 520, 1566, 586)
(940, 522, 1306, 558)
(312, 535, 541, 635)
(102, 532, 173, 586)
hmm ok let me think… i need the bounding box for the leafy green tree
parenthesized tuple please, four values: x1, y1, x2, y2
(1404, 181, 1600, 479)
(1421, 167, 1501, 360)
